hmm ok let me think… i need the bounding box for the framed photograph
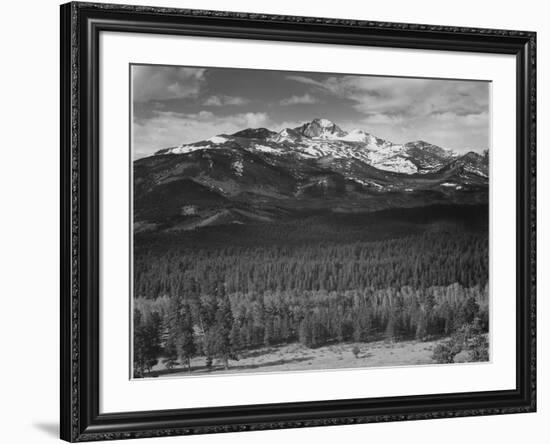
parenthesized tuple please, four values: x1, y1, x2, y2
(60, 2, 536, 441)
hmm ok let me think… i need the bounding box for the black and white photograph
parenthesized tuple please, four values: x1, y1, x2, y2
(131, 65, 490, 378)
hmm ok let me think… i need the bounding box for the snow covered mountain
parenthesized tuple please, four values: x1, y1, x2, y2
(294, 118, 347, 139)
(154, 118, 477, 175)
(135, 118, 488, 231)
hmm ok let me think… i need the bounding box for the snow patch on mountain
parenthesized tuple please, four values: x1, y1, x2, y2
(353, 178, 383, 188)
(252, 144, 282, 154)
(163, 144, 208, 155)
(208, 135, 228, 144)
(373, 155, 418, 174)
(339, 129, 370, 142)
(272, 128, 299, 143)
(317, 118, 334, 127)
(464, 167, 488, 178)
(232, 160, 244, 176)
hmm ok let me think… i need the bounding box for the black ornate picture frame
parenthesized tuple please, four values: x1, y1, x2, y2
(60, 2, 536, 442)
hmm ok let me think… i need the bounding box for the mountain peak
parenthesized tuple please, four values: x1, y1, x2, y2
(404, 140, 458, 160)
(231, 128, 277, 139)
(295, 118, 346, 139)
(312, 118, 336, 128)
(406, 140, 434, 148)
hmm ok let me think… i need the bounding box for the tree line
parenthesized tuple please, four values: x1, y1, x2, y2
(134, 232, 488, 300)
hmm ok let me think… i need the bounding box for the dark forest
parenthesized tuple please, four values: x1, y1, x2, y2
(133, 205, 489, 377)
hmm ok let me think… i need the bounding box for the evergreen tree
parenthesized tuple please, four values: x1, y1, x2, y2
(198, 294, 218, 370)
(133, 309, 162, 377)
(212, 296, 234, 369)
(230, 323, 242, 355)
(176, 301, 196, 373)
(299, 315, 312, 348)
(133, 309, 147, 377)
(263, 317, 274, 346)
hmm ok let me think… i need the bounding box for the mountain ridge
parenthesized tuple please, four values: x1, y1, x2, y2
(153, 118, 486, 176)
(136, 118, 488, 232)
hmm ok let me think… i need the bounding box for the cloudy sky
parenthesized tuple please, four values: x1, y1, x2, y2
(132, 64, 490, 159)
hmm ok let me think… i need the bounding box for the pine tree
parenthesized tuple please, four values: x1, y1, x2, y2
(147, 312, 162, 372)
(263, 317, 274, 346)
(133, 309, 162, 377)
(212, 296, 234, 369)
(176, 301, 196, 373)
(230, 323, 242, 356)
(133, 309, 147, 377)
(299, 315, 312, 348)
(198, 294, 218, 370)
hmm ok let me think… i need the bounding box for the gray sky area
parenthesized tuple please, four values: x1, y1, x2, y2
(132, 64, 490, 159)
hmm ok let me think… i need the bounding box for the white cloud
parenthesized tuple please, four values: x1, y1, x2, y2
(362, 113, 405, 125)
(133, 111, 271, 158)
(274, 120, 308, 132)
(203, 96, 223, 106)
(286, 73, 489, 152)
(286, 74, 488, 119)
(350, 109, 489, 153)
(285, 75, 326, 88)
(132, 68, 490, 157)
(280, 94, 318, 106)
(132, 65, 205, 102)
(204, 95, 249, 106)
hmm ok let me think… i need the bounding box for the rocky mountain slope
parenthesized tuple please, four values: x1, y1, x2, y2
(135, 118, 488, 232)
